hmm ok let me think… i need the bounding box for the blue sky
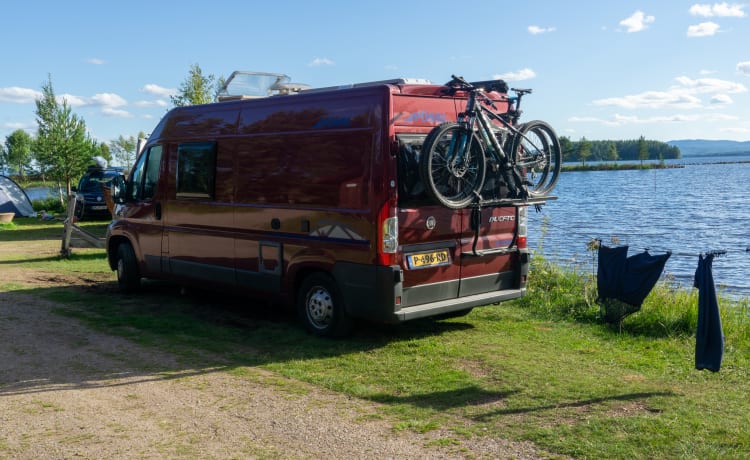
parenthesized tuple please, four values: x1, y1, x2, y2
(1, 1, 749, 145)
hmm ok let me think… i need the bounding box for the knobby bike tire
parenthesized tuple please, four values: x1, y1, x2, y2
(510, 120, 561, 196)
(419, 122, 487, 209)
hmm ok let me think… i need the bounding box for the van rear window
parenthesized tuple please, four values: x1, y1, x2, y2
(396, 134, 511, 207)
(177, 142, 217, 198)
(397, 135, 431, 207)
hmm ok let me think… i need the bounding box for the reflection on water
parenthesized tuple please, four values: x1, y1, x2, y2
(529, 159, 750, 297)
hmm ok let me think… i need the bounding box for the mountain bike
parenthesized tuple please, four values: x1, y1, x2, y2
(419, 75, 561, 209)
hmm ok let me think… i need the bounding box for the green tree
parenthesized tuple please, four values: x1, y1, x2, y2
(559, 136, 575, 163)
(170, 63, 225, 106)
(98, 142, 112, 165)
(606, 142, 618, 163)
(109, 133, 144, 169)
(638, 135, 648, 165)
(578, 136, 592, 166)
(4, 129, 34, 179)
(34, 75, 98, 201)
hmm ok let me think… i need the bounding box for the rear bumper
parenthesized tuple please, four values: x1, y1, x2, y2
(332, 262, 524, 323)
(393, 288, 525, 321)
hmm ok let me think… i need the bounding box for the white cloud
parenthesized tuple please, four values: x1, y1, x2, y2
(1, 121, 34, 131)
(710, 93, 733, 104)
(53, 91, 133, 119)
(0, 86, 42, 103)
(86, 58, 106, 65)
(141, 84, 175, 98)
(592, 76, 746, 110)
(737, 61, 750, 76)
(687, 21, 721, 36)
(101, 107, 133, 118)
(492, 68, 536, 81)
(59, 93, 87, 107)
(309, 57, 334, 67)
(528, 25, 556, 35)
(673, 76, 747, 94)
(134, 99, 169, 108)
(689, 3, 745, 17)
(570, 112, 737, 126)
(91, 93, 127, 107)
(593, 91, 702, 110)
(699, 69, 718, 75)
(619, 10, 655, 33)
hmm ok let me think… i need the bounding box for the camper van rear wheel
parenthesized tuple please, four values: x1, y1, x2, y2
(298, 273, 352, 338)
(116, 242, 141, 293)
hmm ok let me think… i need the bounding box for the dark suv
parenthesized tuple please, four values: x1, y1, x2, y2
(75, 167, 125, 220)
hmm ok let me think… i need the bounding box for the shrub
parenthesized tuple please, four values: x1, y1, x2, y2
(32, 197, 66, 214)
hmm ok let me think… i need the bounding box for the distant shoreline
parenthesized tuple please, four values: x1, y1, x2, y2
(562, 163, 683, 171)
(562, 159, 750, 172)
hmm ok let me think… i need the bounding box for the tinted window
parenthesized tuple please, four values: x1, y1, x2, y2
(128, 145, 162, 201)
(80, 171, 122, 193)
(177, 142, 216, 198)
(397, 136, 430, 207)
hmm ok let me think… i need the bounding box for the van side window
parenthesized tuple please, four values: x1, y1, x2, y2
(128, 145, 162, 201)
(177, 142, 217, 198)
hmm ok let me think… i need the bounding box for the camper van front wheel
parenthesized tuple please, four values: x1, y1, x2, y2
(116, 242, 141, 293)
(298, 273, 352, 338)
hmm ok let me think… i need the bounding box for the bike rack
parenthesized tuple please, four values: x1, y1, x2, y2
(463, 194, 557, 258)
(471, 195, 556, 208)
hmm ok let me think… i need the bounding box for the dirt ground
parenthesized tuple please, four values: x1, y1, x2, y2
(0, 240, 549, 459)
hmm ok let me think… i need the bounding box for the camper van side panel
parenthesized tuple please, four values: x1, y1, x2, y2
(232, 88, 389, 301)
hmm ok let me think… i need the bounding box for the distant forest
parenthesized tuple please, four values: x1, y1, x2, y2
(560, 136, 681, 163)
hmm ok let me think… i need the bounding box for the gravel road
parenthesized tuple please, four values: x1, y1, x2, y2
(0, 259, 549, 459)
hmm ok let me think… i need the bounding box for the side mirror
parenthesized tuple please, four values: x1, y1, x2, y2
(111, 176, 127, 203)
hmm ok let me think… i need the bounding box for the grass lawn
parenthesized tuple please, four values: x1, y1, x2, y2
(2, 217, 749, 458)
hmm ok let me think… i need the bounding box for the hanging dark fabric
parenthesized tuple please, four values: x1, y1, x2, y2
(694, 253, 724, 372)
(597, 245, 671, 323)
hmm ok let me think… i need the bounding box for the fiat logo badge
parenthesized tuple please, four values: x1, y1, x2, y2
(425, 216, 436, 230)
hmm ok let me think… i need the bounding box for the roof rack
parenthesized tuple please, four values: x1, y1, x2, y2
(301, 77, 433, 94)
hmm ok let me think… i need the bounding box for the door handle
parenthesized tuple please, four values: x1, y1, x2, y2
(155, 202, 162, 220)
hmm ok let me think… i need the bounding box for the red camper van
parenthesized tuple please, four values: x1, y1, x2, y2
(106, 72, 545, 337)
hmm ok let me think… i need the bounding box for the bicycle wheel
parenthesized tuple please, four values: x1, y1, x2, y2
(419, 122, 486, 209)
(510, 120, 561, 196)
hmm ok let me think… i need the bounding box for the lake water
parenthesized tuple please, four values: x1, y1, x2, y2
(24, 186, 59, 201)
(528, 157, 750, 297)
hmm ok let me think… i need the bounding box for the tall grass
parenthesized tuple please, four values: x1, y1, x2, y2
(520, 252, 750, 354)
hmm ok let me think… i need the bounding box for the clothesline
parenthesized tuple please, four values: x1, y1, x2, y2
(593, 239, 731, 259)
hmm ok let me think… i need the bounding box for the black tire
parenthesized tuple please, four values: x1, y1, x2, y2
(298, 273, 352, 338)
(419, 122, 486, 209)
(510, 120, 561, 196)
(115, 242, 141, 293)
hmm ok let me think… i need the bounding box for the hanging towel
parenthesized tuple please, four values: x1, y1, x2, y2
(694, 253, 724, 372)
(597, 245, 671, 307)
(597, 245, 671, 324)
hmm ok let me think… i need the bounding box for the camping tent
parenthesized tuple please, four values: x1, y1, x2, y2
(0, 175, 35, 217)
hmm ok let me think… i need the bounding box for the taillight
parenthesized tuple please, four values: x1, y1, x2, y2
(377, 197, 398, 265)
(516, 206, 527, 249)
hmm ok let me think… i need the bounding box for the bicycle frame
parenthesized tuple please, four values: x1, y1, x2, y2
(419, 75, 560, 208)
